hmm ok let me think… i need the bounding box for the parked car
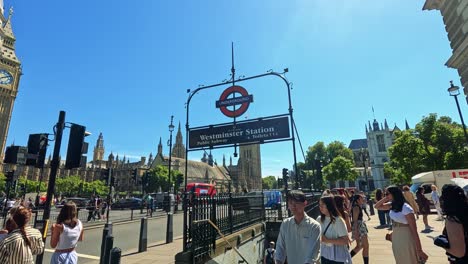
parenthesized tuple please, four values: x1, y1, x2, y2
(56, 197, 89, 209)
(111, 198, 142, 210)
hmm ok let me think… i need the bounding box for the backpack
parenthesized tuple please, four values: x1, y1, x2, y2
(265, 248, 275, 264)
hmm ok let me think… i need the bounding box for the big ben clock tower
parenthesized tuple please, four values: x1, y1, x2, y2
(0, 3, 22, 164)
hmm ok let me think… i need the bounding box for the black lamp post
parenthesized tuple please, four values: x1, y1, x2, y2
(167, 116, 175, 208)
(448, 81, 468, 145)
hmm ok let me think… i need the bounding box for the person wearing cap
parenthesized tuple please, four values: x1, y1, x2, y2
(275, 190, 321, 264)
(264, 241, 276, 264)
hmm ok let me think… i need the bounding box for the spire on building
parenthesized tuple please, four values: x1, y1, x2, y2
(230, 156, 233, 166)
(365, 124, 368, 133)
(148, 152, 153, 166)
(372, 119, 379, 131)
(368, 120, 372, 132)
(208, 150, 214, 166)
(405, 119, 410, 130)
(172, 121, 186, 159)
(223, 154, 226, 167)
(394, 123, 400, 131)
(384, 119, 389, 130)
(157, 137, 163, 155)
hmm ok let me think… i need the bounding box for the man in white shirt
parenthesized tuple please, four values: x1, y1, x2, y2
(275, 190, 321, 264)
(431, 185, 443, 221)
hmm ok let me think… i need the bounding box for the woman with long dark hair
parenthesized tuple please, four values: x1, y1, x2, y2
(439, 184, 467, 263)
(50, 202, 84, 264)
(0, 206, 44, 263)
(375, 186, 428, 264)
(416, 186, 432, 230)
(334, 195, 352, 232)
(349, 194, 369, 264)
(318, 196, 351, 264)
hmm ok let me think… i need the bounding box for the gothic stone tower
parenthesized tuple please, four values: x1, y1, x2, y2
(93, 132, 105, 162)
(237, 144, 262, 191)
(172, 122, 186, 159)
(0, 5, 22, 163)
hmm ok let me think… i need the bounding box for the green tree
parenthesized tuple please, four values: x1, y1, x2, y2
(56, 175, 83, 196)
(322, 156, 358, 183)
(145, 165, 174, 193)
(83, 180, 108, 196)
(326, 141, 354, 162)
(386, 113, 468, 184)
(262, 176, 278, 190)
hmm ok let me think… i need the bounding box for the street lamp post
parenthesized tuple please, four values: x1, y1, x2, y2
(448, 81, 468, 145)
(167, 116, 175, 201)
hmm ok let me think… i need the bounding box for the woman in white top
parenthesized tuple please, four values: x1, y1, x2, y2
(50, 202, 84, 264)
(317, 195, 352, 264)
(375, 186, 428, 264)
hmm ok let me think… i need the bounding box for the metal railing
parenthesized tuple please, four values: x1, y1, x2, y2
(184, 192, 265, 263)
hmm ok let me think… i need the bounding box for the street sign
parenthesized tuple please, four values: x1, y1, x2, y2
(216, 85, 253, 118)
(189, 116, 290, 149)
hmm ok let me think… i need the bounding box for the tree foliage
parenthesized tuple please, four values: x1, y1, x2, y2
(304, 141, 356, 186)
(322, 156, 358, 183)
(386, 113, 468, 184)
(145, 165, 182, 193)
(262, 176, 278, 190)
(55, 175, 108, 197)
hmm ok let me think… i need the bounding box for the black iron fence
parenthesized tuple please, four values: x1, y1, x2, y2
(184, 192, 265, 263)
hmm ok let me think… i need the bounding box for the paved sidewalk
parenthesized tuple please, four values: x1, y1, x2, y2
(121, 236, 183, 264)
(120, 214, 449, 264)
(351, 212, 447, 264)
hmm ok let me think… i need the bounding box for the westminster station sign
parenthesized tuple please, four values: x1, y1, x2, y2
(189, 116, 290, 149)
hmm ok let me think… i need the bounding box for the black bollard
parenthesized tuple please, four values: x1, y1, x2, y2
(103, 235, 114, 264)
(166, 212, 173, 243)
(100, 223, 113, 264)
(109, 247, 122, 264)
(138, 217, 148, 252)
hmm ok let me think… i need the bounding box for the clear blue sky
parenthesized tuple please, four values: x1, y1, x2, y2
(5, 0, 463, 177)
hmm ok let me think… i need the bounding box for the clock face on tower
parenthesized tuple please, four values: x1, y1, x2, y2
(0, 69, 13, 84)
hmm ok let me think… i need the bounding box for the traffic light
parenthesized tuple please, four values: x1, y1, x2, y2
(282, 168, 289, 180)
(65, 124, 89, 169)
(131, 169, 138, 182)
(102, 168, 110, 185)
(5, 170, 14, 183)
(282, 168, 289, 189)
(4, 146, 28, 164)
(26, 133, 48, 168)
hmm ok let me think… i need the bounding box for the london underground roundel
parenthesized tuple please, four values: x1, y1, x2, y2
(215, 85, 253, 118)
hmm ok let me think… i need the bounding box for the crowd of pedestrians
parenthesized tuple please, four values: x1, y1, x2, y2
(0, 201, 84, 263)
(267, 184, 467, 264)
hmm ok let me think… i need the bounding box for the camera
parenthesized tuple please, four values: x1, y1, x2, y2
(433, 235, 450, 249)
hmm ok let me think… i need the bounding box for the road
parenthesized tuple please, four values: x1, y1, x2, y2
(39, 212, 184, 264)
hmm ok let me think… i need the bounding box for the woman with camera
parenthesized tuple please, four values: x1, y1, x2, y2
(375, 186, 428, 264)
(437, 184, 467, 263)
